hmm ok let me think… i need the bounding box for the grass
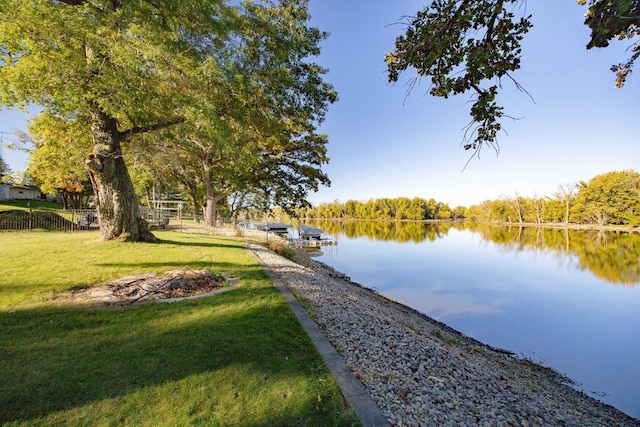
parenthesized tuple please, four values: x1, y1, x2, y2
(0, 231, 358, 426)
(0, 199, 64, 211)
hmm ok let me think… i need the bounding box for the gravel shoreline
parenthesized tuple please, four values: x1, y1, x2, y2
(251, 244, 640, 427)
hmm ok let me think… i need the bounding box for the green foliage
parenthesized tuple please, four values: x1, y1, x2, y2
(1, 170, 35, 186)
(464, 170, 640, 226)
(0, 0, 239, 239)
(386, 0, 532, 152)
(0, 0, 336, 239)
(572, 170, 640, 225)
(468, 223, 640, 285)
(305, 170, 639, 227)
(579, 0, 640, 87)
(24, 113, 94, 207)
(386, 0, 639, 152)
(0, 0, 211, 119)
(298, 197, 456, 220)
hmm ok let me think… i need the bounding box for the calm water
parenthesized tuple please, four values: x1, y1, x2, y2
(303, 221, 640, 420)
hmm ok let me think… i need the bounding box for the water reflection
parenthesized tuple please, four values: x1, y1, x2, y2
(304, 220, 640, 418)
(306, 220, 640, 287)
(309, 219, 456, 243)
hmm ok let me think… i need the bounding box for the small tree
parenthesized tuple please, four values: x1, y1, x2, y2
(555, 183, 577, 225)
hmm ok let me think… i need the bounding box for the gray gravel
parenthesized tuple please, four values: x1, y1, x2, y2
(251, 244, 640, 427)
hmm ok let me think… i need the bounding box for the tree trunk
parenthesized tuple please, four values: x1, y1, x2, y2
(202, 164, 227, 227)
(144, 185, 152, 209)
(61, 192, 68, 209)
(205, 195, 217, 226)
(187, 195, 199, 223)
(85, 106, 156, 242)
(204, 179, 225, 226)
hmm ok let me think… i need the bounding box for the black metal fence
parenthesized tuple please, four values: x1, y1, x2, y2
(0, 208, 96, 231)
(0, 207, 279, 240)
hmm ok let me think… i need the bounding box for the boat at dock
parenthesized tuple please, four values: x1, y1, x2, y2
(290, 225, 337, 248)
(297, 225, 323, 240)
(255, 222, 292, 234)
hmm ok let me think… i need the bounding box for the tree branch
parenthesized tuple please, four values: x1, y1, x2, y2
(53, 0, 87, 5)
(484, 0, 505, 42)
(119, 117, 186, 141)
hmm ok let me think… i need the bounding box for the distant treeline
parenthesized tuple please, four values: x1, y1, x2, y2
(303, 220, 639, 286)
(296, 170, 640, 227)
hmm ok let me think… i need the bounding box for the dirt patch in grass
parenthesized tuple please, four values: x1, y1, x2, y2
(56, 269, 238, 306)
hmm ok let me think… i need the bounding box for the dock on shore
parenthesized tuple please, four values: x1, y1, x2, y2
(288, 237, 337, 248)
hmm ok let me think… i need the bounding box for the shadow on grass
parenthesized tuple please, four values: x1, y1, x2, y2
(155, 238, 245, 251)
(0, 284, 355, 425)
(94, 261, 256, 272)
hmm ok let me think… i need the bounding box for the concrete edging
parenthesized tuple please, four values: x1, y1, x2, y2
(250, 248, 390, 427)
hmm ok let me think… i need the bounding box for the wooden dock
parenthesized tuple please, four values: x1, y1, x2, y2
(288, 238, 337, 248)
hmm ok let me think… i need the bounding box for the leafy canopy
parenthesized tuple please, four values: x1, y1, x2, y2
(1, 0, 336, 220)
(579, 0, 640, 88)
(386, 0, 640, 154)
(125, 0, 336, 217)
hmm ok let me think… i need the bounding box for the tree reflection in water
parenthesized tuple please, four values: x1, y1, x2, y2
(304, 220, 640, 286)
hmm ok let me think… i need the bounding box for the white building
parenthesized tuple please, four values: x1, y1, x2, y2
(0, 183, 44, 201)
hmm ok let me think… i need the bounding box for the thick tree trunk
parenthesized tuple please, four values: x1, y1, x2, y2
(204, 195, 217, 226)
(204, 189, 227, 226)
(85, 106, 156, 242)
(203, 164, 226, 227)
(187, 195, 199, 223)
(204, 177, 224, 226)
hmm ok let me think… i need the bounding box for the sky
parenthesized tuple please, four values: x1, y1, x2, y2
(1, 0, 639, 208)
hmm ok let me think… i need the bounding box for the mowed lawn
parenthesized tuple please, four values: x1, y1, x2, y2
(0, 231, 358, 426)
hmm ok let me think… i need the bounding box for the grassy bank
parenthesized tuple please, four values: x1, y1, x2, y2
(0, 231, 358, 426)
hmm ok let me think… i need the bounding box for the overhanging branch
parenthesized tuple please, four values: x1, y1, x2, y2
(54, 0, 87, 5)
(119, 117, 186, 142)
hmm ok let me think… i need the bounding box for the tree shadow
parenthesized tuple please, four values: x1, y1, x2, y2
(94, 261, 257, 272)
(155, 238, 246, 251)
(0, 288, 354, 425)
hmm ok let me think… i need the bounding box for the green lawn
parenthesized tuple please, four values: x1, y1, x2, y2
(0, 199, 64, 211)
(0, 231, 358, 426)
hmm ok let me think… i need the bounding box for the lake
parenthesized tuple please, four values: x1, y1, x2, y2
(301, 221, 640, 420)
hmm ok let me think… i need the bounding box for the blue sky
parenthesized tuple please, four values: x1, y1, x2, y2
(2, 0, 639, 208)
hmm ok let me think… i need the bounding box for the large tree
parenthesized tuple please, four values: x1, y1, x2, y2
(1, 0, 335, 237)
(0, 0, 234, 241)
(386, 0, 640, 154)
(129, 0, 336, 225)
(237, 0, 335, 214)
(572, 170, 640, 226)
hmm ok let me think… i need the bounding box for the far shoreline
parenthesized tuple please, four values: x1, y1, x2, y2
(300, 217, 640, 234)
